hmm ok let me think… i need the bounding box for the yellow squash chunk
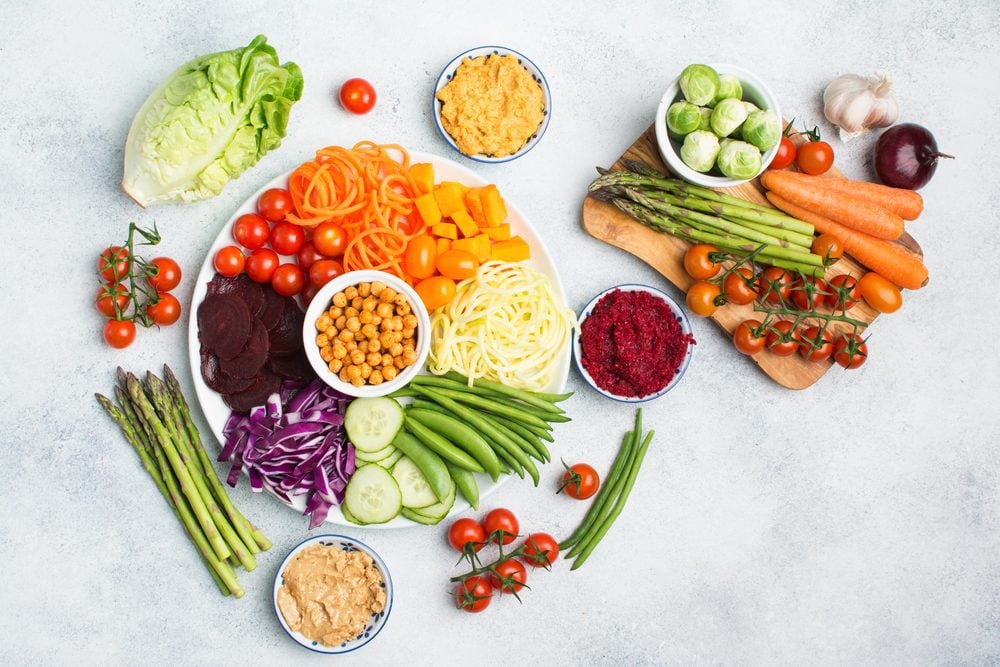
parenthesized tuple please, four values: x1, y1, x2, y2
(436, 237, 452, 255)
(451, 210, 479, 238)
(410, 163, 435, 195)
(482, 224, 511, 241)
(415, 192, 442, 227)
(431, 222, 458, 240)
(433, 185, 467, 217)
(451, 237, 476, 254)
(471, 234, 492, 262)
(481, 184, 507, 227)
(490, 235, 530, 262)
(438, 180, 471, 194)
(465, 188, 488, 227)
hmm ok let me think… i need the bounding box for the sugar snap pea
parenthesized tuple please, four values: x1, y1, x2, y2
(404, 417, 485, 474)
(445, 461, 480, 510)
(406, 408, 501, 480)
(390, 431, 453, 503)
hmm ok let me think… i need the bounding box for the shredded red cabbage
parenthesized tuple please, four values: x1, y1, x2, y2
(220, 379, 355, 529)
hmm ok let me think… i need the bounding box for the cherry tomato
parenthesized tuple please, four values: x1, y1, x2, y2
(301, 282, 319, 306)
(415, 275, 457, 312)
(797, 140, 834, 175)
(435, 249, 479, 281)
(686, 280, 722, 317)
(797, 325, 833, 362)
(733, 319, 766, 355)
(522, 533, 560, 568)
(98, 246, 130, 282)
(683, 244, 720, 280)
(455, 576, 492, 613)
(833, 333, 868, 369)
(722, 267, 756, 306)
(825, 274, 861, 310)
(311, 222, 347, 258)
(447, 518, 486, 553)
(791, 277, 828, 311)
(232, 213, 271, 250)
(269, 221, 305, 256)
(213, 245, 245, 277)
(756, 267, 794, 305)
(339, 77, 377, 114)
(103, 319, 136, 349)
(559, 462, 599, 500)
(146, 257, 182, 291)
(295, 241, 325, 271)
(404, 235, 438, 280)
(765, 320, 798, 356)
(768, 135, 797, 170)
(308, 259, 345, 289)
(483, 508, 519, 545)
(257, 188, 294, 223)
(147, 292, 182, 326)
(95, 284, 129, 318)
(811, 233, 844, 265)
(245, 247, 279, 284)
(488, 559, 527, 594)
(271, 263, 305, 296)
(858, 272, 903, 313)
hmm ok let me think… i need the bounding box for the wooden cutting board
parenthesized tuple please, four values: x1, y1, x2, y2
(581, 125, 922, 390)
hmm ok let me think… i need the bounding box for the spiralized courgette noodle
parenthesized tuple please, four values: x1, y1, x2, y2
(427, 261, 576, 391)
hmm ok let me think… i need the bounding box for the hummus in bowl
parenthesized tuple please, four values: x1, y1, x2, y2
(273, 535, 393, 654)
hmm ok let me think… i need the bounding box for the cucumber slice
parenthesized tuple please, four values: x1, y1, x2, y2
(401, 507, 447, 526)
(340, 503, 366, 525)
(356, 443, 397, 463)
(345, 397, 404, 453)
(409, 479, 456, 522)
(391, 456, 437, 509)
(343, 464, 402, 524)
(380, 450, 404, 469)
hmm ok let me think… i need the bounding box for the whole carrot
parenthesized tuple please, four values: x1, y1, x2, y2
(766, 193, 928, 290)
(761, 170, 905, 240)
(767, 170, 923, 221)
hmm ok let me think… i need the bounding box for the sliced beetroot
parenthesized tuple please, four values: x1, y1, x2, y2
(259, 287, 287, 330)
(207, 273, 264, 317)
(200, 350, 255, 394)
(269, 299, 305, 355)
(219, 318, 270, 379)
(197, 294, 252, 360)
(268, 348, 316, 382)
(222, 369, 282, 414)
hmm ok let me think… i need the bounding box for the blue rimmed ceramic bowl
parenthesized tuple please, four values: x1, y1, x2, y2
(573, 284, 695, 403)
(433, 45, 551, 163)
(273, 534, 393, 654)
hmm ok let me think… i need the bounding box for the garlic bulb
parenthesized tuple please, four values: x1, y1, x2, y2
(823, 73, 899, 142)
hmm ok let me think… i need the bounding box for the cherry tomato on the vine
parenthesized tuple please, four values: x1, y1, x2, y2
(765, 320, 799, 357)
(686, 280, 722, 317)
(798, 325, 833, 362)
(768, 135, 797, 170)
(483, 508, 519, 545)
(722, 267, 756, 306)
(245, 248, 279, 284)
(312, 222, 348, 258)
(811, 233, 844, 264)
(797, 140, 834, 175)
(757, 267, 794, 305)
(559, 462, 599, 500)
(448, 518, 486, 553)
(733, 319, 767, 356)
(95, 283, 129, 318)
(339, 78, 377, 114)
(834, 333, 868, 369)
(269, 221, 305, 256)
(147, 292, 182, 326)
(826, 274, 861, 310)
(522, 533, 560, 569)
(296, 241, 325, 271)
(791, 277, 828, 311)
(103, 319, 136, 349)
(213, 246, 245, 278)
(415, 276, 457, 312)
(146, 257, 182, 292)
(232, 213, 270, 250)
(271, 263, 305, 297)
(683, 244, 720, 280)
(455, 576, 492, 613)
(858, 272, 903, 313)
(404, 235, 437, 280)
(257, 188, 294, 223)
(488, 559, 528, 594)
(98, 246, 130, 282)
(309, 259, 345, 289)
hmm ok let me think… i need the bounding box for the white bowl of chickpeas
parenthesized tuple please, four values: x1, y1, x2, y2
(303, 270, 431, 397)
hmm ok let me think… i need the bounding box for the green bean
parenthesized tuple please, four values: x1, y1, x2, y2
(490, 414, 551, 462)
(406, 408, 501, 480)
(389, 431, 454, 503)
(437, 372, 569, 413)
(404, 417, 485, 474)
(486, 416, 545, 462)
(445, 461, 480, 510)
(422, 386, 552, 430)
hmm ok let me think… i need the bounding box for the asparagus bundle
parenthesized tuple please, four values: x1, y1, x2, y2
(96, 365, 270, 598)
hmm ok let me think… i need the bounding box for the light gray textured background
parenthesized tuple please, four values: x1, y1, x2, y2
(2, 1, 998, 664)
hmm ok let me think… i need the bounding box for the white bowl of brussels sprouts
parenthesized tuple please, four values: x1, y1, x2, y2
(655, 64, 782, 187)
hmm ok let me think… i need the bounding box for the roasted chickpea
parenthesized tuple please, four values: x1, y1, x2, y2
(393, 356, 406, 370)
(363, 296, 378, 312)
(366, 351, 382, 366)
(395, 302, 411, 316)
(345, 340, 358, 352)
(372, 315, 382, 326)
(392, 331, 404, 344)
(359, 340, 370, 354)
(351, 376, 365, 388)
(351, 296, 364, 310)
(360, 363, 372, 379)
(329, 306, 344, 319)
(371, 280, 386, 296)
(380, 287, 397, 303)
(402, 314, 418, 329)
(369, 370, 384, 385)
(389, 342, 403, 357)
(379, 331, 395, 348)
(315, 333, 330, 348)
(324, 327, 338, 339)
(332, 292, 348, 308)
(359, 310, 374, 325)
(337, 329, 354, 343)
(358, 282, 371, 297)
(381, 353, 394, 367)
(401, 328, 415, 340)
(345, 307, 359, 319)
(380, 318, 393, 332)
(394, 293, 408, 307)
(316, 314, 332, 331)
(402, 348, 417, 365)
(376, 302, 394, 319)
(320, 346, 334, 362)
(335, 315, 347, 329)
(346, 364, 362, 381)
(350, 349, 366, 366)
(338, 368, 350, 383)
(368, 338, 381, 353)
(346, 316, 361, 333)
(361, 323, 378, 340)
(332, 344, 348, 360)
(390, 316, 404, 331)
(344, 286, 359, 300)
(328, 358, 343, 374)
(382, 365, 398, 381)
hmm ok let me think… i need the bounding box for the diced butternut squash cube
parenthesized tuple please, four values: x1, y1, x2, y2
(414, 192, 442, 227)
(433, 185, 467, 217)
(465, 188, 488, 227)
(491, 236, 531, 262)
(471, 234, 492, 262)
(451, 210, 479, 238)
(482, 224, 511, 241)
(481, 184, 507, 227)
(410, 163, 434, 195)
(436, 237, 452, 255)
(431, 222, 458, 240)
(451, 237, 476, 254)
(438, 180, 470, 194)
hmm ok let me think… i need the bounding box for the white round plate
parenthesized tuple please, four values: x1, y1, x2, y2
(188, 149, 571, 528)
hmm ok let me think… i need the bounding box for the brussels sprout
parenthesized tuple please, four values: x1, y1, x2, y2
(697, 107, 713, 131)
(666, 101, 702, 136)
(710, 98, 749, 138)
(678, 64, 720, 106)
(742, 101, 760, 116)
(679, 130, 720, 173)
(717, 140, 763, 179)
(712, 74, 743, 106)
(742, 110, 782, 152)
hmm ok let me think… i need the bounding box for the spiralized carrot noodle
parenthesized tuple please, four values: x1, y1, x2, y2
(286, 141, 424, 281)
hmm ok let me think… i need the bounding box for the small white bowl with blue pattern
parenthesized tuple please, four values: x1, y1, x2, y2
(273, 534, 393, 654)
(433, 45, 551, 163)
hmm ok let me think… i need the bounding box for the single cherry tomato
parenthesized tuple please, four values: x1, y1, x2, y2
(722, 267, 756, 306)
(757, 267, 794, 305)
(146, 257, 182, 291)
(447, 518, 486, 553)
(339, 77, 377, 114)
(482, 508, 519, 545)
(95, 283, 129, 318)
(213, 245, 245, 277)
(559, 462, 599, 499)
(271, 263, 305, 296)
(98, 246, 130, 282)
(295, 241, 325, 271)
(311, 222, 347, 258)
(257, 188, 294, 223)
(833, 333, 868, 369)
(522, 533, 560, 568)
(825, 274, 861, 311)
(269, 221, 305, 256)
(146, 292, 182, 326)
(733, 319, 766, 355)
(488, 559, 527, 594)
(455, 576, 492, 613)
(415, 275, 457, 312)
(245, 247, 279, 284)
(404, 235, 438, 280)
(797, 325, 833, 362)
(768, 135, 797, 170)
(791, 277, 828, 311)
(686, 280, 722, 317)
(308, 259, 345, 289)
(797, 140, 834, 175)
(435, 249, 479, 281)
(858, 272, 903, 313)
(765, 320, 799, 356)
(103, 319, 136, 349)
(683, 244, 720, 280)
(232, 213, 271, 250)
(811, 233, 844, 265)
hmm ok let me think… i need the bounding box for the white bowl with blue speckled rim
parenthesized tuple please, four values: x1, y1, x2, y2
(433, 45, 551, 163)
(573, 284, 694, 403)
(273, 534, 393, 655)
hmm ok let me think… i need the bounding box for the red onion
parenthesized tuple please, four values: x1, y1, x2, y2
(875, 123, 953, 190)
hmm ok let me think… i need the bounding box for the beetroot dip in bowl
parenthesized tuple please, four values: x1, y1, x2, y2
(573, 284, 695, 402)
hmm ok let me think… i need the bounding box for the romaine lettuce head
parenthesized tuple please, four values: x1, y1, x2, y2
(122, 35, 303, 206)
